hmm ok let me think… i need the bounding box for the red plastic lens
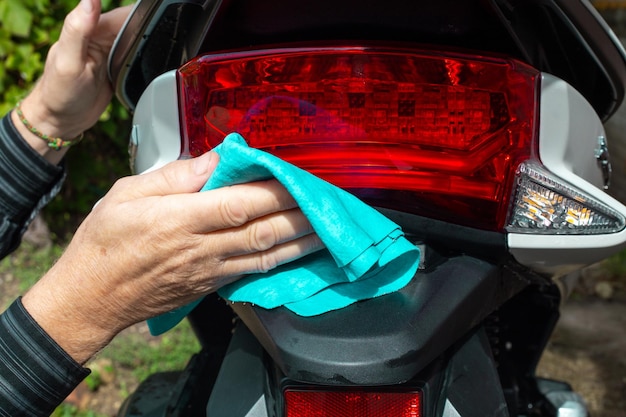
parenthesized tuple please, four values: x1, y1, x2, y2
(178, 47, 539, 230)
(284, 389, 422, 417)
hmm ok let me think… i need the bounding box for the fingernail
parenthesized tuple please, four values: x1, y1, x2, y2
(81, 0, 94, 13)
(193, 151, 216, 175)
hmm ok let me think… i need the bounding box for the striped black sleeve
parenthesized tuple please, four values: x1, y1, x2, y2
(0, 298, 90, 417)
(0, 112, 66, 259)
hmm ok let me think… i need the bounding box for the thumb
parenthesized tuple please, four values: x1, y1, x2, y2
(108, 152, 220, 203)
(56, 0, 101, 67)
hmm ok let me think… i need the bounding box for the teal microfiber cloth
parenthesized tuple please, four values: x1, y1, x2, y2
(147, 133, 420, 335)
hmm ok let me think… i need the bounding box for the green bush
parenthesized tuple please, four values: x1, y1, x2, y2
(0, 0, 135, 239)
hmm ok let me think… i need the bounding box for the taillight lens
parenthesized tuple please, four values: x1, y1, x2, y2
(284, 389, 422, 417)
(179, 47, 539, 231)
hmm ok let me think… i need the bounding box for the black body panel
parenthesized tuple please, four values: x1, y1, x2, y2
(232, 255, 530, 385)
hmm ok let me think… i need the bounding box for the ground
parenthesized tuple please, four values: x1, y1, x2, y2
(537, 299, 626, 417)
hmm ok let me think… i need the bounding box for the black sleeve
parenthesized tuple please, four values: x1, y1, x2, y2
(0, 298, 90, 417)
(0, 112, 66, 259)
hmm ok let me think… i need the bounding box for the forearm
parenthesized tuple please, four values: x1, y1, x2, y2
(0, 298, 89, 417)
(0, 113, 65, 259)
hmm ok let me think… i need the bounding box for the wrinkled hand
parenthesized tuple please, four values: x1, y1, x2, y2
(22, 152, 323, 364)
(18, 0, 132, 141)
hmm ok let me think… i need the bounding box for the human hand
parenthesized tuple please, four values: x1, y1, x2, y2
(22, 152, 323, 363)
(14, 0, 132, 156)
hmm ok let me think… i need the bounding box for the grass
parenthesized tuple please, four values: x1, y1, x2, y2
(0, 242, 64, 296)
(100, 319, 201, 383)
(52, 405, 103, 417)
(0, 242, 201, 417)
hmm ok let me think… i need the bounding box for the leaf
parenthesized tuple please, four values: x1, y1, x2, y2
(0, 0, 33, 38)
(0, 35, 12, 58)
(101, 0, 113, 11)
(32, 0, 50, 13)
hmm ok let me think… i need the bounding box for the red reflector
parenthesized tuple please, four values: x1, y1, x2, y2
(284, 389, 422, 417)
(178, 47, 539, 231)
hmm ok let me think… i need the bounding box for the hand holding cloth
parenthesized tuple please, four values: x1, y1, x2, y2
(147, 133, 420, 335)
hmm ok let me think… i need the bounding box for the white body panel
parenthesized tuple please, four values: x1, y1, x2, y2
(131, 71, 181, 174)
(507, 73, 626, 275)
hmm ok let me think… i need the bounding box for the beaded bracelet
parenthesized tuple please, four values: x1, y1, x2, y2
(15, 101, 84, 150)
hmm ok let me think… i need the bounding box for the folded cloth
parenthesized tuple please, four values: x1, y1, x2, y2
(147, 133, 420, 335)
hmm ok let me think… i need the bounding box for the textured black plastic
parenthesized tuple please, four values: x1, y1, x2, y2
(232, 255, 527, 385)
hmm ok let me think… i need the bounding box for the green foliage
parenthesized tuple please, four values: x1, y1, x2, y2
(0, 0, 135, 240)
(0, 0, 61, 113)
(101, 319, 201, 382)
(52, 404, 105, 417)
(84, 369, 103, 392)
(605, 248, 626, 278)
(0, 242, 64, 293)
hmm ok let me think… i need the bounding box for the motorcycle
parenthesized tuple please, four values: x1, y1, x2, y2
(108, 0, 626, 416)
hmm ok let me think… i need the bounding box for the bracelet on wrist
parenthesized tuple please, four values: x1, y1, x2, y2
(15, 100, 84, 150)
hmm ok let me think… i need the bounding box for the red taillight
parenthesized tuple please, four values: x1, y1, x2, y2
(179, 47, 539, 230)
(284, 389, 422, 417)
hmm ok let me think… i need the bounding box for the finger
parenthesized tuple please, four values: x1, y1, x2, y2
(95, 5, 135, 50)
(56, 0, 101, 70)
(210, 208, 315, 256)
(107, 152, 219, 203)
(135, 178, 299, 236)
(221, 233, 324, 276)
(156, 179, 299, 233)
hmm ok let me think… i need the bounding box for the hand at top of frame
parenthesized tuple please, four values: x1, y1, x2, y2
(13, 0, 133, 160)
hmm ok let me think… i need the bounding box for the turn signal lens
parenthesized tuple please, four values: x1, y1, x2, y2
(507, 163, 625, 234)
(284, 389, 422, 417)
(178, 46, 539, 231)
